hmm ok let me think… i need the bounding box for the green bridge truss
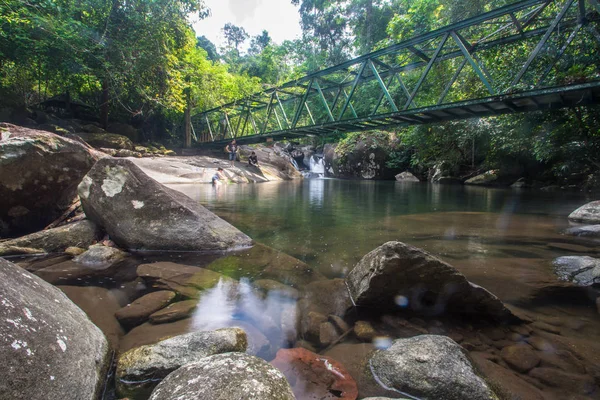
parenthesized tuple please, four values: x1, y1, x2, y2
(192, 0, 600, 145)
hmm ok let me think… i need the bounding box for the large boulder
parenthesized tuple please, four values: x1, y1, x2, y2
(0, 124, 98, 237)
(346, 241, 515, 321)
(553, 256, 600, 286)
(370, 335, 495, 400)
(322, 132, 397, 179)
(149, 352, 295, 400)
(239, 144, 302, 178)
(0, 220, 102, 256)
(569, 201, 600, 224)
(77, 157, 253, 251)
(116, 328, 247, 400)
(0, 258, 110, 400)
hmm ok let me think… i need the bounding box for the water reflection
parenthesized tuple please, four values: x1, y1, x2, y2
(191, 278, 297, 360)
(307, 178, 325, 207)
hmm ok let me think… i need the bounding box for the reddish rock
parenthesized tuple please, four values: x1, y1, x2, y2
(271, 348, 358, 400)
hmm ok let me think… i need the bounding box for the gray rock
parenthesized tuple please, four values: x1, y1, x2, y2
(370, 335, 495, 400)
(553, 256, 600, 286)
(0, 124, 98, 237)
(569, 201, 600, 223)
(78, 157, 253, 251)
(73, 244, 128, 267)
(395, 171, 419, 182)
(346, 241, 515, 321)
(116, 328, 247, 400)
(0, 258, 110, 400)
(565, 225, 600, 238)
(0, 220, 102, 256)
(149, 352, 295, 400)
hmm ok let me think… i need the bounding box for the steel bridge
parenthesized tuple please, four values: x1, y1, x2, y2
(191, 0, 600, 145)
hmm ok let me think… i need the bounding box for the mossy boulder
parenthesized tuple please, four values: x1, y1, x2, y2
(149, 352, 294, 400)
(78, 132, 134, 150)
(116, 328, 247, 400)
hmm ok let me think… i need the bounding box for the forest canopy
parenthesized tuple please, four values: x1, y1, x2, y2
(0, 0, 599, 186)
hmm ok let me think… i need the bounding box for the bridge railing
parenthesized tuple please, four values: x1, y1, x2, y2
(192, 0, 600, 144)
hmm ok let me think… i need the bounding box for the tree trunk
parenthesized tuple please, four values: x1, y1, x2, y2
(184, 91, 192, 148)
(100, 77, 109, 129)
(365, 0, 373, 51)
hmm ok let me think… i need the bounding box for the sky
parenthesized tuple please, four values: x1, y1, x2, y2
(192, 0, 303, 53)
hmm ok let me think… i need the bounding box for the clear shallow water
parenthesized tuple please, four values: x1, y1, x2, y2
(17, 179, 600, 399)
(173, 180, 596, 304)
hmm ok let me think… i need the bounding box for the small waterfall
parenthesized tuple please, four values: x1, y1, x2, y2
(303, 155, 324, 178)
(310, 155, 325, 174)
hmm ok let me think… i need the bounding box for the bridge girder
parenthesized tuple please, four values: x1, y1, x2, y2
(192, 0, 600, 145)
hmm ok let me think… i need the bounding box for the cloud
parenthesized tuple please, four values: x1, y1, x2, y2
(228, 0, 261, 23)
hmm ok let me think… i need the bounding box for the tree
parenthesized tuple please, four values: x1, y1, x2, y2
(248, 30, 272, 56)
(196, 35, 219, 61)
(222, 23, 249, 54)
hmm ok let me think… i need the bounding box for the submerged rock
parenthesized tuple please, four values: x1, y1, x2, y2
(553, 256, 600, 286)
(0, 124, 98, 237)
(470, 352, 544, 400)
(210, 243, 325, 287)
(115, 291, 176, 329)
(149, 352, 294, 400)
(0, 258, 110, 400)
(569, 201, 600, 224)
(565, 225, 600, 238)
(271, 347, 358, 399)
(58, 285, 124, 349)
(149, 300, 198, 324)
(346, 241, 515, 321)
(77, 157, 253, 251)
(136, 261, 231, 298)
(116, 328, 247, 400)
(370, 335, 495, 400)
(0, 220, 102, 256)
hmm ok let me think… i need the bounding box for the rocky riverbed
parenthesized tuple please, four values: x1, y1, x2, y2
(2, 123, 600, 399)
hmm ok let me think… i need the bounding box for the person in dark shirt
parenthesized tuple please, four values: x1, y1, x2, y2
(212, 167, 225, 185)
(225, 139, 238, 167)
(248, 151, 259, 167)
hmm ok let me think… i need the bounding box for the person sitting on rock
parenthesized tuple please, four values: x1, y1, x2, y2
(212, 168, 225, 185)
(248, 151, 259, 168)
